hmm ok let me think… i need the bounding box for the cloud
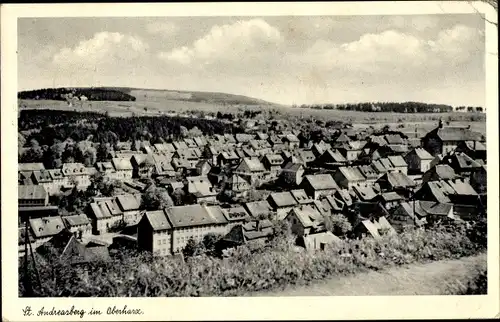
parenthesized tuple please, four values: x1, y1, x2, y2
(158, 19, 283, 66)
(294, 24, 481, 75)
(146, 21, 179, 35)
(52, 32, 149, 70)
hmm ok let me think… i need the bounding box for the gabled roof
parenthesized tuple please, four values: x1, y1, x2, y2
(235, 133, 254, 143)
(152, 153, 175, 173)
(299, 150, 316, 162)
(116, 194, 142, 211)
(166, 205, 227, 228)
(388, 155, 407, 168)
(282, 162, 303, 172)
(321, 149, 347, 163)
(338, 167, 365, 182)
(187, 176, 216, 197)
(227, 174, 250, 191)
(357, 165, 379, 180)
(313, 199, 332, 216)
(371, 160, 388, 174)
(32, 169, 53, 183)
(447, 179, 478, 196)
(432, 127, 482, 142)
(223, 206, 251, 222)
(379, 158, 394, 170)
(424, 164, 457, 181)
(96, 161, 115, 172)
(378, 172, 416, 188)
(62, 163, 88, 175)
(268, 191, 298, 208)
(361, 217, 396, 239)
(173, 141, 189, 150)
(463, 141, 486, 151)
(379, 192, 403, 202)
(335, 133, 350, 143)
(29, 216, 65, 238)
(353, 185, 378, 201)
(336, 189, 354, 206)
(263, 154, 284, 166)
(384, 134, 406, 145)
(446, 152, 482, 170)
(303, 174, 339, 191)
(112, 158, 134, 171)
(19, 163, 45, 172)
(18, 185, 47, 200)
(412, 148, 434, 160)
(424, 182, 451, 203)
(325, 195, 345, 211)
(237, 157, 266, 173)
(143, 210, 171, 231)
(288, 205, 324, 228)
(63, 214, 91, 227)
(244, 200, 273, 218)
(291, 189, 313, 204)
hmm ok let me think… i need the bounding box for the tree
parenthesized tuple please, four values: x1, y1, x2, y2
(179, 126, 188, 138)
(141, 185, 174, 210)
(182, 238, 205, 257)
(171, 188, 186, 206)
(324, 213, 352, 236)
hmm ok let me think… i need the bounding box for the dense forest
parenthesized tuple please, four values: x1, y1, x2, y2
(18, 109, 243, 168)
(18, 87, 136, 101)
(296, 102, 457, 113)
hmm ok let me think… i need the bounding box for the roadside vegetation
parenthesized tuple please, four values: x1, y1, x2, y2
(19, 218, 486, 297)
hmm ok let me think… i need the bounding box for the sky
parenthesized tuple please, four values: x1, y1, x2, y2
(18, 15, 486, 107)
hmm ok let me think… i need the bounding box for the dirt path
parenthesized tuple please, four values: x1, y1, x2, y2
(249, 254, 486, 296)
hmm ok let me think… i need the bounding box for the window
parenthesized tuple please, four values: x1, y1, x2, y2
(157, 240, 161, 245)
(163, 239, 166, 244)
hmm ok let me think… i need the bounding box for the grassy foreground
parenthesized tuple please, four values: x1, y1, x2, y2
(19, 219, 486, 297)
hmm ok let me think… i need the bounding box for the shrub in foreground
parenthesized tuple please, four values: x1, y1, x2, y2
(19, 224, 486, 297)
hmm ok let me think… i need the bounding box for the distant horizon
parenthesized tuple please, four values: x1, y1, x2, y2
(18, 85, 484, 109)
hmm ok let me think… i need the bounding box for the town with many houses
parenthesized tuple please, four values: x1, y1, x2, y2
(18, 114, 487, 264)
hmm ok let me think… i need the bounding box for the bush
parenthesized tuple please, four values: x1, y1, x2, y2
(20, 224, 486, 297)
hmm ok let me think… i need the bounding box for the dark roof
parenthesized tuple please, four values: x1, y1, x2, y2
(269, 191, 298, 208)
(303, 174, 339, 190)
(433, 127, 483, 142)
(244, 200, 273, 217)
(116, 194, 142, 211)
(144, 210, 171, 231)
(63, 214, 90, 227)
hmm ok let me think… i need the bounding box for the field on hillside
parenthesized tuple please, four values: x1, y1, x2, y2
(18, 98, 486, 136)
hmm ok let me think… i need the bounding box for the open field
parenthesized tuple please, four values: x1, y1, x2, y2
(19, 95, 486, 136)
(248, 253, 486, 296)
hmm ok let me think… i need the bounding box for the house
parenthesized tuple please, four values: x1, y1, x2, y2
(282, 134, 300, 149)
(267, 191, 298, 220)
(414, 180, 453, 203)
(371, 159, 389, 175)
(116, 194, 143, 226)
(31, 169, 57, 195)
(335, 189, 354, 207)
(333, 167, 366, 190)
(422, 164, 458, 183)
(184, 138, 198, 149)
(351, 215, 396, 240)
(137, 210, 173, 256)
(291, 189, 314, 205)
(29, 216, 65, 249)
(280, 162, 305, 186)
(193, 136, 208, 148)
(111, 158, 134, 180)
(165, 204, 229, 254)
(36, 229, 110, 266)
(18, 185, 49, 207)
(374, 192, 403, 210)
(352, 185, 378, 202)
(173, 141, 189, 151)
(244, 200, 274, 219)
(357, 165, 380, 185)
(301, 174, 339, 200)
(286, 205, 326, 237)
(62, 163, 91, 189)
(446, 179, 479, 204)
(186, 176, 218, 204)
(96, 161, 116, 177)
(151, 154, 176, 178)
(311, 142, 332, 158)
(376, 172, 416, 194)
(131, 154, 156, 179)
(224, 174, 250, 198)
(337, 141, 366, 162)
(154, 143, 176, 154)
(324, 195, 345, 214)
(222, 219, 274, 249)
(234, 157, 267, 185)
(379, 158, 395, 172)
(217, 150, 240, 167)
(300, 231, 341, 251)
(195, 160, 212, 176)
(261, 154, 284, 176)
(88, 197, 123, 234)
(222, 206, 251, 229)
(442, 152, 482, 176)
(391, 201, 454, 232)
(62, 213, 92, 239)
(298, 150, 317, 165)
(455, 141, 486, 161)
(48, 169, 67, 191)
(421, 123, 483, 156)
(317, 149, 347, 168)
(404, 148, 434, 174)
(387, 155, 408, 174)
